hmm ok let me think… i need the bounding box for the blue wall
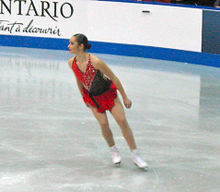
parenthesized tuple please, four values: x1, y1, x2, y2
(1, 34, 220, 68)
(202, 10, 220, 55)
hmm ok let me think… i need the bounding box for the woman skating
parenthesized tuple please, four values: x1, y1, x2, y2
(68, 33, 148, 169)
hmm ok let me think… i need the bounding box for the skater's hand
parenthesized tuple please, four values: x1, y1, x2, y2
(123, 97, 132, 108)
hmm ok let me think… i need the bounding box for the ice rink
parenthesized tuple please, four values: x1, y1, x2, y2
(0, 46, 220, 192)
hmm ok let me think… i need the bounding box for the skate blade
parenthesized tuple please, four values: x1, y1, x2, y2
(114, 161, 121, 167)
(134, 162, 148, 171)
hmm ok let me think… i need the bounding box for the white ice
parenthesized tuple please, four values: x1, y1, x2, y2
(0, 46, 220, 192)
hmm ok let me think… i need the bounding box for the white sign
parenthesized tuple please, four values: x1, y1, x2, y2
(0, 0, 89, 38)
(0, 0, 203, 52)
(88, 1, 202, 52)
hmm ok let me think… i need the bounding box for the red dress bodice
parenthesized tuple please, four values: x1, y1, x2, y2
(72, 54, 98, 91)
(71, 54, 118, 113)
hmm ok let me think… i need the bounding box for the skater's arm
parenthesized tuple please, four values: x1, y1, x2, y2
(94, 57, 128, 100)
(68, 58, 84, 97)
(68, 58, 74, 70)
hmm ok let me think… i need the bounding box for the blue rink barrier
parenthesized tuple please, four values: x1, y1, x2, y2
(0, 34, 219, 68)
(202, 10, 220, 55)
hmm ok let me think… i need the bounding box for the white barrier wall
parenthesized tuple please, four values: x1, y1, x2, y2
(88, 1, 202, 52)
(0, 0, 202, 52)
(0, 0, 88, 39)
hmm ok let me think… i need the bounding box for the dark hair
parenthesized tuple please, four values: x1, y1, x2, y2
(73, 33, 91, 51)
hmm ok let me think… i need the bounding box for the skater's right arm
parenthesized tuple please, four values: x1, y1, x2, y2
(68, 58, 84, 98)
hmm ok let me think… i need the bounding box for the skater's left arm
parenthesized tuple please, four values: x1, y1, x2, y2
(94, 58, 128, 100)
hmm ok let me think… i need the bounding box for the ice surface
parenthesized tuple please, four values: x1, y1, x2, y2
(0, 46, 219, 192)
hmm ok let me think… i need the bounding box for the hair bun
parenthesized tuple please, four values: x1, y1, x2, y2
(87, 43, 91, 49)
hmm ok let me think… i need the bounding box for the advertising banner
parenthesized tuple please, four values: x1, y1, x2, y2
(0, 0, 88, 39)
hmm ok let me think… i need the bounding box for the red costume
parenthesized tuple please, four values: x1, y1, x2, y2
(72, 54, 118, 113)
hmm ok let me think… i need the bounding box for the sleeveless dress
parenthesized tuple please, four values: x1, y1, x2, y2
(72, 54, 118, 113)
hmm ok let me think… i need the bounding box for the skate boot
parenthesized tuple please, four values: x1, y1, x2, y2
(131, 149, 148, 170)
(109, 145, 121, 166)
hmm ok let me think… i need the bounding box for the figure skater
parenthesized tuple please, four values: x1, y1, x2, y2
(68, 33, 148, 169)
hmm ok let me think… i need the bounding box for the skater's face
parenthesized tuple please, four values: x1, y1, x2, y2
(68, 36, 85, 54)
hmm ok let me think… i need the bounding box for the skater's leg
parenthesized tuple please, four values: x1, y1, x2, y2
(109, 96, 137, 151)
(109, 97, 148, 169)
(89, 105, 115, 147)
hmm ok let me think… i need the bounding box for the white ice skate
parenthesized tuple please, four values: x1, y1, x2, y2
(109, 145, 121, 166)
(131, 149, 148, 170)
